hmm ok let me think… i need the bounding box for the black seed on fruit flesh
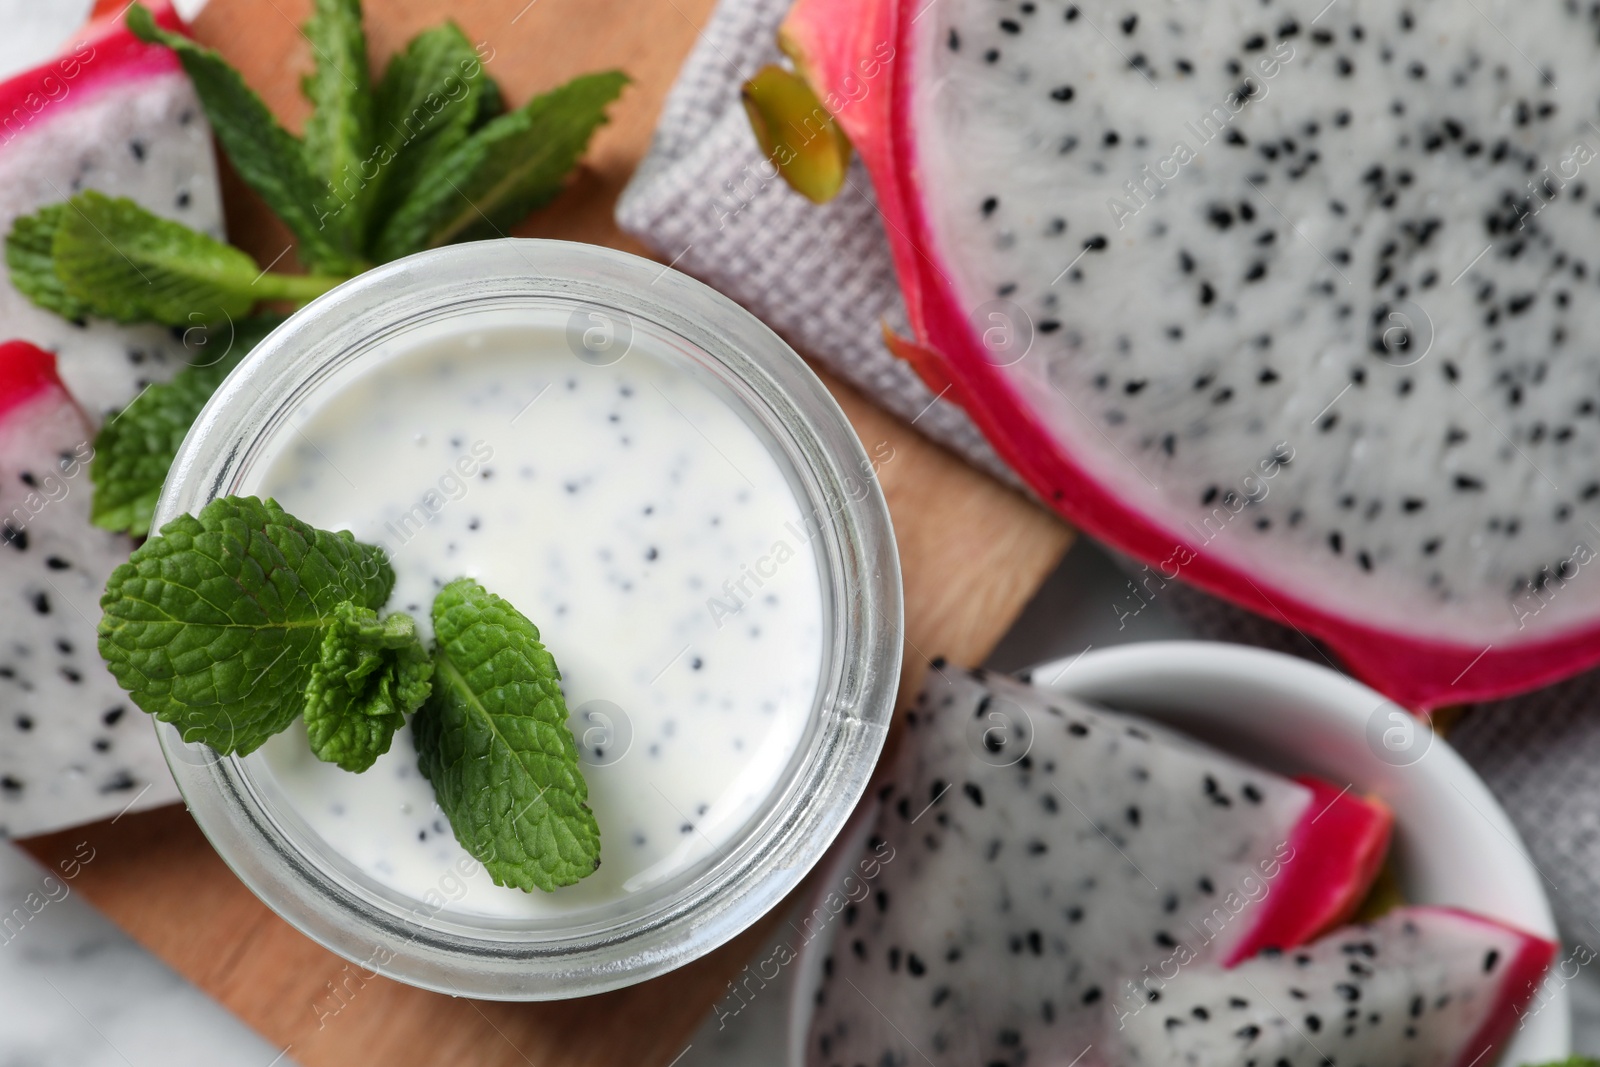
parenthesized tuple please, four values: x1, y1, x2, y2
(100, 771, 136, 793)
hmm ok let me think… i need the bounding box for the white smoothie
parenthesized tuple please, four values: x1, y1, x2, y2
(245, 316, 826, 918)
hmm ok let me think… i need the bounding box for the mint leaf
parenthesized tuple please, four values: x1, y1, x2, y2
(414, 578, 600, 892)
(304, 602, 431, 772)
(98, 495, 395, 755)
(47, 192, 343, 326)
(5, 203, 91, 320)
(368, 23, 487, 238)
(301, 0, 375, 260)
(53, 191, 262, 325)
(90, 315, 284, 537)
(372, 70, 628, 261)
(126, 3, 364, 275)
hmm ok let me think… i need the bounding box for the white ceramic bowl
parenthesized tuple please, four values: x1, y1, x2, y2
(786, 641, 1569, 1066)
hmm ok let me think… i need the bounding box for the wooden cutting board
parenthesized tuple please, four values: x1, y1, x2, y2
(20, 0, 1072, 1062)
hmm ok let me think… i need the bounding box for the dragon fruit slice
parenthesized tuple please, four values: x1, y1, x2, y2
(1107, 906, 1557, 1067)
(0, 0, 224, 417)
(805, 668, 1391, 1067)
(0, 342, 177, 835)
(781, 0, 1600, 708)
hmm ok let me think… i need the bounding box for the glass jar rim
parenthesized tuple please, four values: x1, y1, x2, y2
(153, 239, 902, 999)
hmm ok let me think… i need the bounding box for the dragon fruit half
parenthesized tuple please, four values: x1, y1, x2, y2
(777, 0, 1600, 708)
(0, 0, 223, 418)
(1108, 906, 1557, 1067)
(0, 342, 178, 835)
(0, 2, 220, 832)
(805, 668, 1392, 1067)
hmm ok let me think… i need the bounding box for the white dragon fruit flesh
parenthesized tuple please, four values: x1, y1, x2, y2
(0, 0, 221, 834)
(0, 0, 224, 418)
(805, 667, 1392, 1067)
(1108, 906, 1557, 1067)
(781, 0, 1600, 708)
(0, 342, 178, 835)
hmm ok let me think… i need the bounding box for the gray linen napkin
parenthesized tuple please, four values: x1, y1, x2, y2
(615, 0, 1009, 483)
(615, 0, 1600, 938)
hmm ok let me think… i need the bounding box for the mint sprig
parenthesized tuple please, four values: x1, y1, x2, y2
(89, 314, 285, 537)
(304, 602, 432, 772)
(414, 578, 602, 893)
(97, 495, 399, 755)
(126, 4, 363, 276)
(27, 3, 628, 307)
(99, 499, 600, 890)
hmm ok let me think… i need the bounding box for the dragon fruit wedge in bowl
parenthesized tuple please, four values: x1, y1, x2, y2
(787, 643, 1564, 1067)
(757, 0, 1600, 708)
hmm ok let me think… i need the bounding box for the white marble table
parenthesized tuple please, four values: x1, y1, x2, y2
(0, 838, 292, 1065)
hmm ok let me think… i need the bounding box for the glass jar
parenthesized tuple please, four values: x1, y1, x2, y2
(153, 239, 902, 999)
